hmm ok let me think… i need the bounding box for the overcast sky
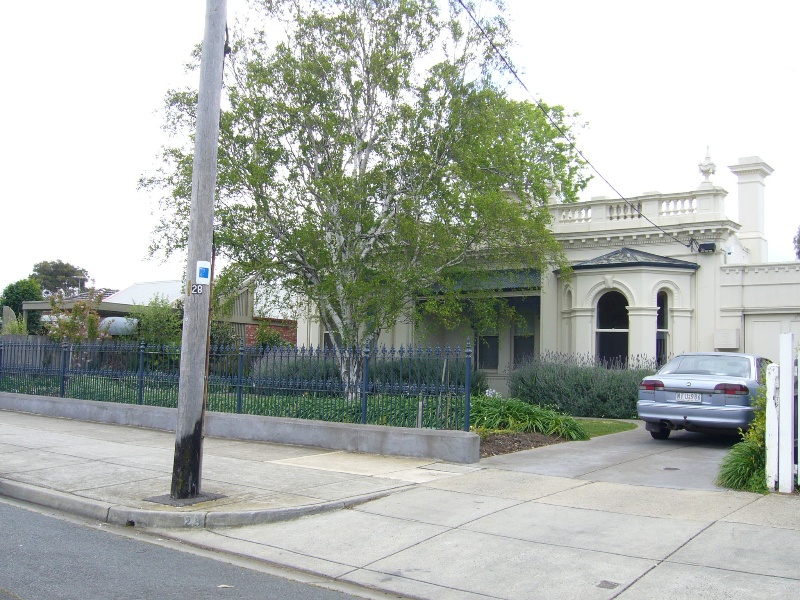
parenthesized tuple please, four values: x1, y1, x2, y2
(1, 0, 797, 296)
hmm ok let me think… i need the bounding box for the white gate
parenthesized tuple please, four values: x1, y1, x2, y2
(765, 332, 799, 493)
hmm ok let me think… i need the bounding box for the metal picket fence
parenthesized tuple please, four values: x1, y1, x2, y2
(0, 338, 472, 431)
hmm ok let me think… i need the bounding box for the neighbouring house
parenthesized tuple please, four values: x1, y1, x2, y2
(22, 280, 297, 345)
(22, 281, 181, 336)
(298, 153, 800, 394)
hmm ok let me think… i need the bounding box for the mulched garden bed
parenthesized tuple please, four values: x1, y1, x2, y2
(479, 431, 565, 458)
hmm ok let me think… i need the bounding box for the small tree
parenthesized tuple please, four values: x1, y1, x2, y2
(143, 0, 589, 398)
(1, 278, 43, 335)
(126, 295, 183, 346)
(47, 289, 108, 343)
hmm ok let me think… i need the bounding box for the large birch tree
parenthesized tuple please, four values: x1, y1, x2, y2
(142, 0, 588, 390)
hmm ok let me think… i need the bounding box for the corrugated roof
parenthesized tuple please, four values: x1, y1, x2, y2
(103, 280, 184, 306)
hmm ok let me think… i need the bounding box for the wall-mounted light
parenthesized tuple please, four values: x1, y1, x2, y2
(698, 242, 717, 254)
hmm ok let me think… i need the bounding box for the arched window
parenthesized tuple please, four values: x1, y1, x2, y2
(656, 290, 669, 365)
(596, 291, 628, 365)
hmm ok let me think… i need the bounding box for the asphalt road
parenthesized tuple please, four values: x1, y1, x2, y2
(0, 499, 373, 600)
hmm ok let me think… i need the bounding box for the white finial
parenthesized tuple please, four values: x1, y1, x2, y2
(547, 164, 562, 204)
(699, 147, 716, 183)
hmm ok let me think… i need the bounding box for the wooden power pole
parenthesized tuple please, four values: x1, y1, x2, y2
(171, 0, 228, 499)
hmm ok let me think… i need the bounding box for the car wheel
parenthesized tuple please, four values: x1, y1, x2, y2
(650, 427, 670, 440)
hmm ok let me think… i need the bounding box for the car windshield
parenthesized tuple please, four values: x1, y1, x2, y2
(659, 355, 752, 378)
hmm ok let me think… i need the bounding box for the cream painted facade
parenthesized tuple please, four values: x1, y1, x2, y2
(297, 154, 800, 394)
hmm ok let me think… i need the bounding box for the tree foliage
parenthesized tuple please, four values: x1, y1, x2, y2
(255, 321, 292, 347)
(1, 278, 43, 316)
(142, 0, 588, 372)
(31, 260, 90, 297)
(1, 278, 43, 334)
(794, 225, 800, 259)
(126, 295, 183, 346)
(47, 289, 108, 343)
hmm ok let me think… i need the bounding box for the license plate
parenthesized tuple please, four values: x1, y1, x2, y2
(676, 392, 702, 403)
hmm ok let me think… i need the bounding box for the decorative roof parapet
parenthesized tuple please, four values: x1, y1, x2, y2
(550, 188, 729, 235)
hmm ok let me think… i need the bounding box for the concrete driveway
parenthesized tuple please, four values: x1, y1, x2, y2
(481, 421, 739, 491)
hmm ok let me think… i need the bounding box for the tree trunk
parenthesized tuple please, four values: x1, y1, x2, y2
(335, 347, 362, 403)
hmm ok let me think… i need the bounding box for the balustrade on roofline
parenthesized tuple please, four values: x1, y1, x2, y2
(550, 190, 725, 231)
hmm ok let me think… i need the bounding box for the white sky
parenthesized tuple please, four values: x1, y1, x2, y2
(1, 0, 798, 295)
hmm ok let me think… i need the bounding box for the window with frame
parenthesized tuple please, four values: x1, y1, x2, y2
(656, 290, 669, 365)
(596, 291, 628, 365)
(512, 300, 537, 366)
(474, 335, 499, 370)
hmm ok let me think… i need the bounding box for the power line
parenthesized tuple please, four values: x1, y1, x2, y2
(455, 0, 692, 250)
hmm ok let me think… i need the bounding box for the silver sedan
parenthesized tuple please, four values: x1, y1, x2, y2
(637, 352, 770, 440)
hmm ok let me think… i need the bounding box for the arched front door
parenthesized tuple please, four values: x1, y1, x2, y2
(596, 291, 628, 365)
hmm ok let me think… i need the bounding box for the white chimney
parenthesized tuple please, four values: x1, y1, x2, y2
(729, 156, 773, 263)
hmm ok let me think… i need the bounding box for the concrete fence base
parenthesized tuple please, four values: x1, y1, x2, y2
(0, 392, 480, 463)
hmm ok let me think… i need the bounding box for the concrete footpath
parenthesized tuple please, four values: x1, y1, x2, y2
(2, 409, 799, 599)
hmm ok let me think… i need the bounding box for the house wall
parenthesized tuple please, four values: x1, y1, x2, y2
(719, 262, 800, 361)
(296, 303, 414, 350)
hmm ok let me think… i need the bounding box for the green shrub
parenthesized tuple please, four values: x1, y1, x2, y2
(470, 395, 589, 441)
(126, 295, 182, 345)
(249, 349, 341, 395)
(255, 322, 292, 347)
(210, 321, 239, 346)
(508, 352, 657, 419)
(470, 369, 488, 395)
(717, 386, 768, 493)
(2, 314, 29, 335)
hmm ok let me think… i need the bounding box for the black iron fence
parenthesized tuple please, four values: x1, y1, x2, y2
(0, 338, 472, 431)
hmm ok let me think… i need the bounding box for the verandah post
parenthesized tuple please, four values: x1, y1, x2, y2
(464, 338, 472, 432)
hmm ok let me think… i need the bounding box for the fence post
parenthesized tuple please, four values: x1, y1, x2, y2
(766, 363, 780, 491)
(60, 342, 69, 398)
(236, 343, 244, 414)
(778, 333, 795, 493)
(137, 341, 145, 405)
(796, 346, 800, 493)
(0, 338, 4, 384)
(464, 338, 472, 432)
(361, 342, 370, 425)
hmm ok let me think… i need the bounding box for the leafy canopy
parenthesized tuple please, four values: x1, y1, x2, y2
(126, 295, 183, 346)
(1, 278, 43, 335)
(142, 0, 588, 353)
(1, 278, 43, 316)
(31, 260, 90, 297)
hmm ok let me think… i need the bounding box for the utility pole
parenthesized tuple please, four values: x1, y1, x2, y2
(171, 0, 228, 499)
